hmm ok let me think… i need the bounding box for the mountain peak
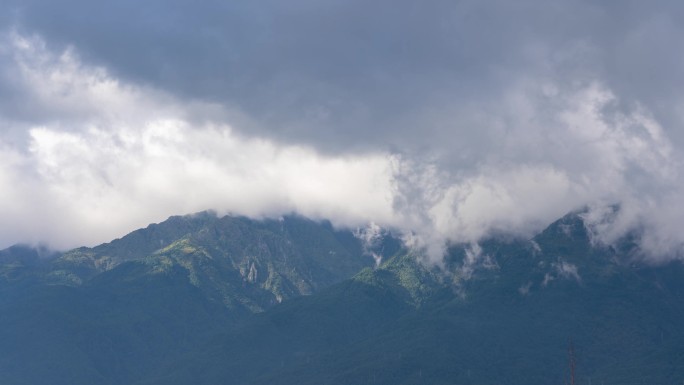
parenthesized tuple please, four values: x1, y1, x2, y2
(18, 212, 407, 312)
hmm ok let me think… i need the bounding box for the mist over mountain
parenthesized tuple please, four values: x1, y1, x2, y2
(3, 1, 684, 264)
(1, 210, 682, 384)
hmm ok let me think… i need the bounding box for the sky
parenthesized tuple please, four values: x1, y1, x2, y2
(1, 0, 684, 262)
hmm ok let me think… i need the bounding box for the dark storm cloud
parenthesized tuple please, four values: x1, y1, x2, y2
(0, 1, 602, 148)
(5, 1, 683, 152)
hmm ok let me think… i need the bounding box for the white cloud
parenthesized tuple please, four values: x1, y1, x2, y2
(554, 260, 581, 283)
(0, 33, 396, 249)
(14, 123, 396, 250)
(2, 29, 684, 265)
(389, 80, 683, 263)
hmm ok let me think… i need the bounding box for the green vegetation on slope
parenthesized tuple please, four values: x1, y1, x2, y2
(0, 212, 396, 385)
(1, 211, 683, 385)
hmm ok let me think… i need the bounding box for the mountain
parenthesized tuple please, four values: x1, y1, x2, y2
(1, 211, 683, 384)
(0, 212, 399, 385)
(0, 244, 59, 286)
(10, 211, 401, 310)
(146, 212, 684, 385)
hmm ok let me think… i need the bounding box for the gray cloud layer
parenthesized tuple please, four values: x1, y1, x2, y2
(2, 1, 684, 261)
(7, 1, 684, 150)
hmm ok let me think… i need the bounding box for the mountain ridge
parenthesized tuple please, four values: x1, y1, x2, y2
(1, 210, 683, 384)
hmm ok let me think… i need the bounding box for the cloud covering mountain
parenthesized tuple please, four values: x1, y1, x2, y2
(1, 1, 684, 261)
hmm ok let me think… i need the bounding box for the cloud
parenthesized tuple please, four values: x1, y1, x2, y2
(1, 1, 684, 263)
(353, 222, 385, 266)
(390, 81, 682, 262)
(0, 34, 395, 249)
(554, 259, 581, 283)
(6, 1, 684, 152)
(16, 123, 396, 250)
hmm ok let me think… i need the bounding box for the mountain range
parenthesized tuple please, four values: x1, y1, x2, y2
(0, 211, 683, 384)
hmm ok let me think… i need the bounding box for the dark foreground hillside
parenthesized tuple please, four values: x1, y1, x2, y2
(1, 211, 683, 384)
(0, 212, 395, 385)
